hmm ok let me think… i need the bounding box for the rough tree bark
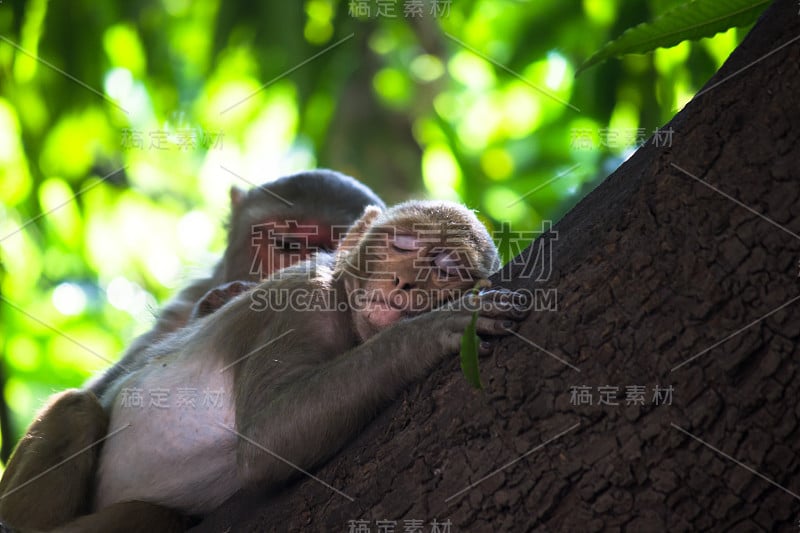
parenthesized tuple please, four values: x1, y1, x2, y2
(195, 1, 800, 530)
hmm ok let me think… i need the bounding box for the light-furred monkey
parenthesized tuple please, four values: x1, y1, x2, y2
(1, 200, 529, 532)
(0, 170, 385, 532)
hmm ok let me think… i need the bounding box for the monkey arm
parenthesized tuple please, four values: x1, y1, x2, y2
(234, 289, 528, 489)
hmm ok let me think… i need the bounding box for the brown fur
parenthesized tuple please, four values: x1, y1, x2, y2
(0, 200, 529, 533)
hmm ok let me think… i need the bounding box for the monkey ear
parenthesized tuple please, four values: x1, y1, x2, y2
(230, 186, 246, 209)
(336, 205, 382, 259)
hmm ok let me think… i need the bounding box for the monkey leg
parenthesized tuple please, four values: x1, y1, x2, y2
(0, 389, 108, 530)
(190, 280, 257, 320)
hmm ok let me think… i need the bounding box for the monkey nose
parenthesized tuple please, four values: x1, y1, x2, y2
(393, 276, 415, 291)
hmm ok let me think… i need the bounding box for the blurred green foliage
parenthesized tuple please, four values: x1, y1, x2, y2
(0, 0, 746, 454)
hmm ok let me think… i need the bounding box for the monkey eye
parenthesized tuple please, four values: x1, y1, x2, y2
(391, 235, 419, 252)
(434, 250, 463, 277)
(274, 238, 302, 252)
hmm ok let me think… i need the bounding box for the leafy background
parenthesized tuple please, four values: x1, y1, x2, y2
(0, 0, 752, 459)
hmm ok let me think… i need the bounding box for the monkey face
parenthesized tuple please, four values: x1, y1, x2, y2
(346, 230, 480, 340)
(224, 170, 386, 282)
(250, 219, 334, 278)
(336, 200, 500, 342)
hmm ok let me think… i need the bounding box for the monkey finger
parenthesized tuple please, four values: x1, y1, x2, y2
(473, 317, 519, 335)
(478, 340, 494, 356)
(474, 297, 529, 319)
(475, 303, 528, 320)
(476, 288, 516, 301)
(477, 289, 530, 310)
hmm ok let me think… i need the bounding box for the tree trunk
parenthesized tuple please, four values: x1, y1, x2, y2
(195, 1, 800, 530)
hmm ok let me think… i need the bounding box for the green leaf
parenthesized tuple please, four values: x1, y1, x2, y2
(577, 0, 770, 75)
(460, 309, 483, 390)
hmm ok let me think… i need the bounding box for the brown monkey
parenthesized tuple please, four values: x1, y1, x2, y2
(94, 201, 523, 521)
(88, 169, 386, 396)
(1, 201, 528, 532)
(0, 170, 384, 532)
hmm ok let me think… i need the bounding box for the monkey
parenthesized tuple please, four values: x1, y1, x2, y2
(88, 169, 387, 397)
(0, 169, 385, 532)
(0, 200, 529, 532)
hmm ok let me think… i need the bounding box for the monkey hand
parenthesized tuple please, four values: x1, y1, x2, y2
(190, 280, 258, 320)
(428, 287, 530, 356)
